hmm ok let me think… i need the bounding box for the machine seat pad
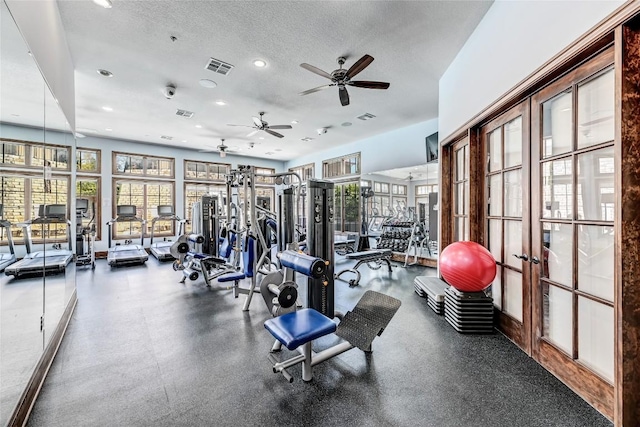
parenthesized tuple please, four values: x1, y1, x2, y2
(346, 249, 392, 260)
(264, 308, 337, 351)
(217, 271, 246, 282)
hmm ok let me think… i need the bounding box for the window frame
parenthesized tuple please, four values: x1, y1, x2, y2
(76, 147, 101, 174)
(76, 176, 102, 241)
(322, 152, 361, 179)
(1, 138, 71, 172)
(184, 159, 230, 183)
(112, 150, 175, 179)
(288, 163, 315, 182)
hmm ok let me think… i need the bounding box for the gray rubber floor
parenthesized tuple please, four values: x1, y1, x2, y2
(27, 256, 612, 427)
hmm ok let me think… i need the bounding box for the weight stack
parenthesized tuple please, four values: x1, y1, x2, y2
(413, 276, 448, 315)
(444, 287, 494, 333)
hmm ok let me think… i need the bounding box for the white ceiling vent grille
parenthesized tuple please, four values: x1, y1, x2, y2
(205, 58, 234, 75)
(356, 113, 376, 121)
(160, 135, 173, 140)
(176, 109, 194, 118)
(301, 137, 314, 142)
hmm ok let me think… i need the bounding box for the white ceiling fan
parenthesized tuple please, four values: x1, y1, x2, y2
(199, 139, 239, 158)
(403, 172, 414, 181)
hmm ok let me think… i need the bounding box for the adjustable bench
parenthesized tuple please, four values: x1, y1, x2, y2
(264, 290, 401, 382)
(334, 248, 393, 287)
(334, 239, 356, 256)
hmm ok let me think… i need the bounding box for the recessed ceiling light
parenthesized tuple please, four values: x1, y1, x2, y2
(75, 133, 86, 138)
(253, 59, 267, 68)
(105, 128, 113, 132)
(97, 69, 113, 77)
(182, 140, 187, 143)
(291, 120, 298, 124)
(11, 114, 20, 117)
(274, 148, 282, 152)
(199, 79, 217, 88)
(215, 100, 227, 106)
(77, 127, 98, 134)
(265, 151, 274, 155)
(102, 106, 113, 112)
(414, 167, 418, 170)
(341, 122, 352, 127)
(259, 137, 264, 140)
(92, 0, 112, 8)
(195, 124, 202, 129)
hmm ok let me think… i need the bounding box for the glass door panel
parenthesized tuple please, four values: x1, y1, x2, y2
(542, 91, 573, 158)
(504, 117, 523, 167)
(577, 68, 614, 149)
(488, 175, 502, 216)
(542, 159, 573, 219)
(577, 297, 614, 382)
(542, 222, 573, 287)
(504, 169, 522, 217)
(504, 269, 523, 321)
(577, 225, 614, 302)
(504, 220, 523, 269)
(488, 128, 502, 172)
(543, 283, 573, 354)
(488, 219, 502, 262)
(491, 266, 503, 310)
(576, 146, 614, 221)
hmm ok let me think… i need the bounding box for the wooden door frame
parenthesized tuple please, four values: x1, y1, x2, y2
(479, 99, 532, 354)
(530, 46, 615, 419)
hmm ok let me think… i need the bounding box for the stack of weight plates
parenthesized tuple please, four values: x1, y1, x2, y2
(413, 276, 449, 315)
(444, 287, 494, 333)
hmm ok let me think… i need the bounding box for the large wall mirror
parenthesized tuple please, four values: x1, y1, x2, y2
(0, 1, 76, 424)
(364, 161, 439, 264)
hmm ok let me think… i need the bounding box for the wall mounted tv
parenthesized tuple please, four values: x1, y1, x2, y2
(426, 132, 438, 163)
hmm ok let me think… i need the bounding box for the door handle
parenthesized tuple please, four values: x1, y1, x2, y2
(531, 256, 540, 265)
(513, 253, 529, 262)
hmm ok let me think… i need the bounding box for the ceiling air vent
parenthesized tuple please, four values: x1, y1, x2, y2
(205, 58, 234, 75)
(356, 113, 376, 121)
(301, 137, 314, 142)
(176, 109, 194, 118)
(160, 135, 173, 140)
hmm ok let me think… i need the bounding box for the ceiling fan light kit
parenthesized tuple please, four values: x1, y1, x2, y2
(299, 54, 390, 106)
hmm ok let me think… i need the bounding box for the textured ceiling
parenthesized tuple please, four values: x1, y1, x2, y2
(15, 1, 493, 161)
(370, 162, 439, 182)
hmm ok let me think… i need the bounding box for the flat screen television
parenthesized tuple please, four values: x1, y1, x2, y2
(426, 132, 439, 163)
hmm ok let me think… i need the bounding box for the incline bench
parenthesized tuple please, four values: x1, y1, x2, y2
(334, 248, 393, 287)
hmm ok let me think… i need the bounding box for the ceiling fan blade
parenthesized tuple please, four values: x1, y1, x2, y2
(349, 80, 390, 90)
(339, 86, 350, 106)
(299, 84, 332, 96)
(252, 116, 263, 127)
(267, 125, 292, 130)
(227, 124, 253, 128)
(264, 129, 284, 138)
(300, 63, 333, 80)
(346, 54, 374, 79)
(247, 130, 259, 137)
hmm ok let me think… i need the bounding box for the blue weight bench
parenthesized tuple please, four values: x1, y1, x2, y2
(264, 290, 401, 383)
(216, 236, 255, 299)
(334, 248, 393, 287)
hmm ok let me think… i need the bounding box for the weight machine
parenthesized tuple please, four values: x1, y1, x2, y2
(263, 179, 402, 382)
(75, 198, 96, 269)
(0, 204, 17, 271)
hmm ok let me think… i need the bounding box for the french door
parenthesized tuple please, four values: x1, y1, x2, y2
(530, 48, 615, 415)
(482, 100, 531, 353)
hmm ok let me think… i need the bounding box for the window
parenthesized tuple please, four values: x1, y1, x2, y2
(0, 173, 70, 243)
(113, 151, 174, 178)
(392, 184, 407, 195)
(184, 183, 226, 233)
(77, 148, 101, 173)
(416, 185, 438, 196)
(289, 163, 315, 182)
(113, 180, 174, 239)
(76, 177, 101, 240)
(1, 139, 71, 171)
(184, 160, 229, 182)
(373, 181, 390, 194)
(254, 167, 276, 185)
(361, 179, 372, 188)
(322, 152, 361, 179)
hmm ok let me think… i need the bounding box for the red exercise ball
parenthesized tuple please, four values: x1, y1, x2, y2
(440, 241, 497, 292)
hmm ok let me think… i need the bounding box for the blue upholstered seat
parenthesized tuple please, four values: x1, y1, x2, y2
(217, 236, 254, 283)
(264, 308, 337, 351)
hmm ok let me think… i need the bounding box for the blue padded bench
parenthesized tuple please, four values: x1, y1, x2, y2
(264, 308, 337, 382)
(264, 308, 336, 351)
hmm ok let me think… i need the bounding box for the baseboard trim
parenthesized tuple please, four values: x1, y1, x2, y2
(7, 289, 77, 427)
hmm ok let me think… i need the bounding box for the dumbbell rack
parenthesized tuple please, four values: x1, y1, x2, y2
(376, 221, 419, 267)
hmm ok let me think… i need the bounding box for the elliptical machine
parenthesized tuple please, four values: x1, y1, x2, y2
(75, 198, 96, 269)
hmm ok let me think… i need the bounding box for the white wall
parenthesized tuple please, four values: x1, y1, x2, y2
(286, 118, 438, 176)
(438, 0, 624, 141)
(6, 0, 76, 130)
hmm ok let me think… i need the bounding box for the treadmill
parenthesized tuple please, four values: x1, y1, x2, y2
(149, 205, 185, 261)
(107, 205, 149, 266)
(0, 204, 17, 271)
(4, 204, 73, 278)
